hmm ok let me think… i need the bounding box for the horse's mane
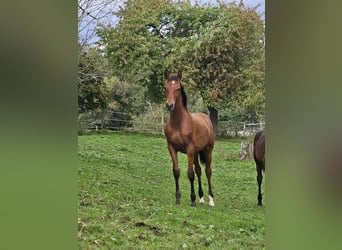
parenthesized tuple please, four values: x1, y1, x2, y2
(168, 74, 188, 110)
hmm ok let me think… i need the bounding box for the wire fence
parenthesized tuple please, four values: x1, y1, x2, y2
(78, 111, 264, 138)
(216, 120, 265, 138)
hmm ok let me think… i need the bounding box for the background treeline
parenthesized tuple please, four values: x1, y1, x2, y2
(78, 0, 265, 135)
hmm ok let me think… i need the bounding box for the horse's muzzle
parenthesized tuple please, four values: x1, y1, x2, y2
(166, 102, 175, 112)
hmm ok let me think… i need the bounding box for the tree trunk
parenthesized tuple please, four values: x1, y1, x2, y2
(208, 106, 218, 136)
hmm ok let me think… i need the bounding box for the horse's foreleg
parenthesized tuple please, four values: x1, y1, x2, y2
(173, 167, 181, 205)
(205, 151, 214, 207)
(168, 144, 181, 205)
(194, 153, 204, 203)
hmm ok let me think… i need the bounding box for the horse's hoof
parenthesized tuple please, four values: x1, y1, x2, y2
(191, 202, 196, 207)
(199, 197, 205, 203)
(258, 199, 262, 206)
(176, 200, 181, 205)
(208, 195, 215, 207)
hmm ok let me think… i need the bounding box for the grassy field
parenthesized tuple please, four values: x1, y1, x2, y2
(78, 131, 265, 249)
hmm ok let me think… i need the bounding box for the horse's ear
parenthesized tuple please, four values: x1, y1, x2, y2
(177, 70, 182, 81)
(164, 69, 169, 80)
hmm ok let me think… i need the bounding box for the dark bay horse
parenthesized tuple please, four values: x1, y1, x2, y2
(253, 130, 265, 206)
(163, 69, 215, 207)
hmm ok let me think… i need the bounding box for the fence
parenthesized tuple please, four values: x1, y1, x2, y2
(78, 111, 168, 134)
(216, 121, 265, 138)
(79, 111, 264, 138)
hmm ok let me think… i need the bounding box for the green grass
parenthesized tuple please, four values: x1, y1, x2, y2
(78, 131, 265, 249)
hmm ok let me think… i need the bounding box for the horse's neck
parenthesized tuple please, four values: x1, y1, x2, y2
(169, 98, 190, 127)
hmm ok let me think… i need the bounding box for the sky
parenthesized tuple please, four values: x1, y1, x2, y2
(78, 0, 265, 44)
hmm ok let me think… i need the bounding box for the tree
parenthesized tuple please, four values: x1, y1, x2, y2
(97, 0, 173, 103)
(97, 1, 265, 133)
(79, 2, 159, 127)
(167, 2, 265, 132)
(78, 46, 109, 113)
(78, 0, 121, 45)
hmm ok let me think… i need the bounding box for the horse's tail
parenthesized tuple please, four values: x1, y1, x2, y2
(199, 151, 206, 164)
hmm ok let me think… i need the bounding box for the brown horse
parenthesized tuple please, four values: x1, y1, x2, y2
(163, 69, 215, 207)
(253, 130, 265, 206)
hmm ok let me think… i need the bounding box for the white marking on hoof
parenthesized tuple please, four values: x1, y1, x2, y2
(199, 197, 205, 203)
(209, 195, 215, 207)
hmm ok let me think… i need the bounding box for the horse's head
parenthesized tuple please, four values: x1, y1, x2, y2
(164, 69, 183, 112)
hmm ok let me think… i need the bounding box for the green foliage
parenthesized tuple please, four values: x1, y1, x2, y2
(78, 46, 109, 113)
(97, 0, 173, 103)
(167, 3, 265, 122)
(105, 76, 147, 115)
(78, 132, 265, 249)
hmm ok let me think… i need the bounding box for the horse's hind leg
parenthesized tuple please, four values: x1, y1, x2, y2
(257, 163, 263, 206)
(188, 154, 196, 207)
(204, 151, 214, 207)
(194, 153, 204, 203)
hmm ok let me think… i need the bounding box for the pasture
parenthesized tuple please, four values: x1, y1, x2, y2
(78, 132, 265, 249)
